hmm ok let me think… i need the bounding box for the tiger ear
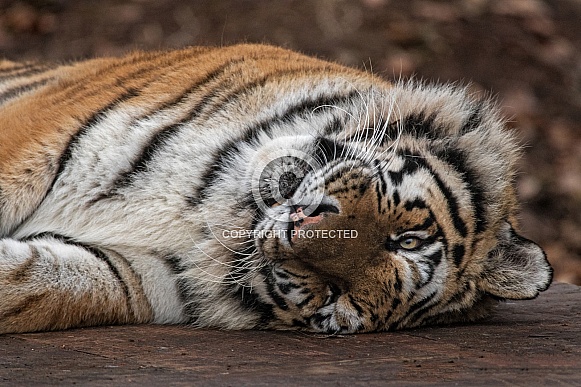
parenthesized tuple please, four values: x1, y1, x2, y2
(479, 222, 553, 300)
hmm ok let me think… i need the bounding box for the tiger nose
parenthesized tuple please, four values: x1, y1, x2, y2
(289, 204, 339, 242)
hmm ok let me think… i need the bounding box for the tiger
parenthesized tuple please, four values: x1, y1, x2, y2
(0, 44, 552, 334)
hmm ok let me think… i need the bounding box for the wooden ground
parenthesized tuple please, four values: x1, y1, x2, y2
(1, 282, 579, 386)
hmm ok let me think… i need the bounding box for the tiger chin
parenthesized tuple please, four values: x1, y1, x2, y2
(0, 44, 552, 334)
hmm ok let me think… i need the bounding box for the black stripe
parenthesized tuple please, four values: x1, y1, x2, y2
(345, 127, 375, 143)
(411, 284, 466, 325)
(399, 149, 468, 238)
(94, 51, 282, 115)
(406, 270, 460, 325)
(110, 123, 184, 189)
(357, 180, 370, 196)
(460, 102, 483, 134)
(296, 293, 315, 308)
(152, 57, 328, 124)
(277, 280, 301, 295)
(51, 50, 174, 104)
(49, 88, 141, 191)
(322, 116, 344, 135)
(348, 294, 365, 315)
(392, 190, 401, 206)
(322, 162, 356, 187)
(373, 163, 388, 212)
(0, 64, 54, 82)
(401, 112, 440, 139)
(408, 216, 436, 234)
(0, 62, 37, 75)
(375, 182, 383, 214)
(194, 90, 360, 203)
(404, 291, 438, 321)
(326, 185, 354, 196)
(180, 284, 201, 322)
(406, 297, 441, 326)
(199, 62, 347, 121)
(379, 112, 440, 143)
(7, 245, 39, 282)
(291, 318, 309, 328)
(425, 249, 442, 269)
(275, 89, 360, 127)
(404, 198, 427, 211)
(361, 118, 401, 145)
(309, 312, 336, 333)
(313, 136, 345, 164)
(273, 268, 290, 280)
(0, 78, 53, 104)
(444, 280, 474, 307)
(393, 267, 403, 292)
(308, 284, 342, 332)
(415, 260, 442, 289)
(82, 245, 133, 306)
(164, 254, 189, 274)
(388, 157, 420, 186)
(263, 267, 289, 311)
(197, 67, 315, 119)
(233, 284, 275, 328)
(452, 243, 466, 267)
(434, 147, 487, 234)
(0, 293, 46, 321)
(50, 49, 211, 106)
(52, 48, 213, 106)
(276, 267, 311, 280)
(142, 56, 252, 116)
(159, 254, 199, 322)
(75, 244, 130, 302)
(104, 58, 271, 191)
(373, 160, 388, 195)
(23, 232, 133, 313)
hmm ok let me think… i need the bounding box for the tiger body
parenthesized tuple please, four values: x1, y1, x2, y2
(0, 44, 552, 334)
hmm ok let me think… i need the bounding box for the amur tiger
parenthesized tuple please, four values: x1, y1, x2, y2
(0, 44, 552, 334)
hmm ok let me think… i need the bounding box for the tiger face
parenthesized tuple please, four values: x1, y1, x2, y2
(235, 128, 551, 333)
(0, 44, 552, 334)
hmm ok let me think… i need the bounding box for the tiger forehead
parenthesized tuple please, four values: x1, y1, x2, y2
(387, 204, 436, 235)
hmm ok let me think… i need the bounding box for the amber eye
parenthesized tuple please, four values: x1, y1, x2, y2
(385, 233, 432, 252)
(398, 237, 423, 250)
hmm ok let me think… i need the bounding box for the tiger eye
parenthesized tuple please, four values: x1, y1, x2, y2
(399, 237, 422, 250)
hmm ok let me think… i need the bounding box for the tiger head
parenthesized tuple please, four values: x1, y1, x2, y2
(216, 83, 552, 334)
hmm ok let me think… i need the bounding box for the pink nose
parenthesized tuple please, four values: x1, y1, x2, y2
(290, 207, 325, 242)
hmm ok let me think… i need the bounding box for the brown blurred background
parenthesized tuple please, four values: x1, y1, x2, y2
(1, 0, 580, 284)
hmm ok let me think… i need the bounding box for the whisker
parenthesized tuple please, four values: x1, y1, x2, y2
(203, 221, 257, 257)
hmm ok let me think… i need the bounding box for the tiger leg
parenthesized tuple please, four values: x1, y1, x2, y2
(0, 235, 153, 334)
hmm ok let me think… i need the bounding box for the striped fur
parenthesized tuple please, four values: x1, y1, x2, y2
(0, 44, 552, 334)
